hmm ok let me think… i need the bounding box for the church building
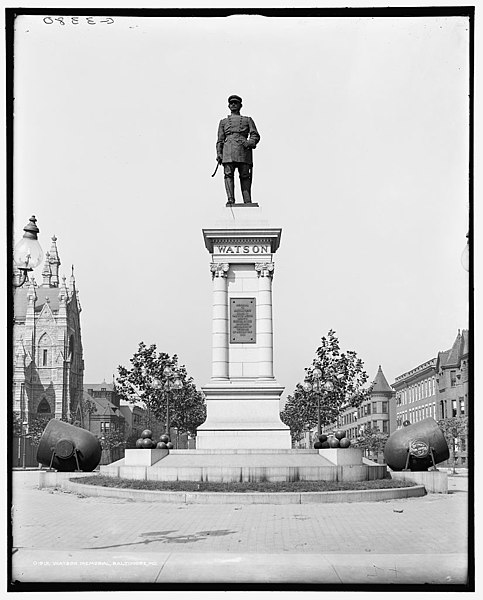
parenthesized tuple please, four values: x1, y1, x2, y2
(13, 235, 84, 426)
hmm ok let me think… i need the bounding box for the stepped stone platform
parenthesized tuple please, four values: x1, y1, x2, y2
(100, 448, 388, 483)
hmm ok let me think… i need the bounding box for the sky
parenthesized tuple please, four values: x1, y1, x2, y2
(12, 9, 470, 405)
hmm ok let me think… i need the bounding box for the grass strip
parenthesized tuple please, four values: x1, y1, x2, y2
(75, 475, 416, 494)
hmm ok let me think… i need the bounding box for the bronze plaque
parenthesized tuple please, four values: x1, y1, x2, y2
(230, 298, 256, 344)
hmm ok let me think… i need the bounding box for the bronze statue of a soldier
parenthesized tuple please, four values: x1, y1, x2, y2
(216, 95, 260, 204)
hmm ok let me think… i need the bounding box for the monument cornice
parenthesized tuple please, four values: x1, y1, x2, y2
(203, 228, 282, 253)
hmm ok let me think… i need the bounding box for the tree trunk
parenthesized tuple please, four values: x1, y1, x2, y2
(452, 439, 456, 474)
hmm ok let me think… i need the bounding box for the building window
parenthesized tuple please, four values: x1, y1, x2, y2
(452, 399, 457, 417)
(42, 349, 48, 366)
(459, 397, 465, 415)
(460, 438, 466, 452)
(382, 401, 388, 413)
(382, 420, 388, 433)
(450, 371, 457, 387)
(440, 400, 445, 419)
(37, 398, 51, 413)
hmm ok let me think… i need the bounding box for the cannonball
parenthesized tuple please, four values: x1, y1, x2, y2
(141, 429, 153, 439)
(318, 434, 328, 443)
(313, 441, 322, 449)
(166, 442, 174, 449)
(135, 438, 144, 448)
(339, 437, 351, 448)
(328, 437, 340, 448)
(320, 441, 330, 449)
(160, 434, 169, 444)
(334, 430, 345, 440)
(156, 442, 168, 449)
(141, 438, 154, 449)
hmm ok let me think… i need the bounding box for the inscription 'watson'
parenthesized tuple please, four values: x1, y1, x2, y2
(215, 244, 270, 254)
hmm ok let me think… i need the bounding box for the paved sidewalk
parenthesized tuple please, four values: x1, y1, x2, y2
(10, 471, 470, 586)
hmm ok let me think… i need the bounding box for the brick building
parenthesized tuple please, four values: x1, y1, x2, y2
(392, 358, 438, 428)
(83, 382, 126, 462)
(435, 329, 469, 466)
(392, 329, 469, 467)
(119, 402, 148, 444)
(319, 366, 395, 440)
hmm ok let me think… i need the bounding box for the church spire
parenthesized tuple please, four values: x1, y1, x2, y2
(48, 235, 61, 287)
(41, 251, 52, 287)
(69, 265, 76, 293)
(58, 274, 69, 304)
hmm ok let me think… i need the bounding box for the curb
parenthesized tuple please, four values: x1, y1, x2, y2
(11, 549, 468, 585)
(63, 478, 426, 504)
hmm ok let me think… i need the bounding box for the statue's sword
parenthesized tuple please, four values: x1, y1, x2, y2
(211, 162, 220, 177)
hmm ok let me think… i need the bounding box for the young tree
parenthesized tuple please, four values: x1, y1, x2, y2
(116, 342, 206, 440)
(281, 330, 371, 443)
(437, 417, 468, 473)
(353, 424, 389, 462)
(76, 396, 97, 430)
(26, 416, 51, 448)
(99, 429, 126, 463)
(280, 383, 317, 445)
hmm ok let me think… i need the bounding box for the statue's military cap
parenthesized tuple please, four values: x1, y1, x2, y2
(228, 94, 242, 104)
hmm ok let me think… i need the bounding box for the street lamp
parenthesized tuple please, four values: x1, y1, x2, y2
(153, 366, 183, 444)
(21, 420, 29, 469)
(13, 216, 44, 287)
(303, 368, 335, 437)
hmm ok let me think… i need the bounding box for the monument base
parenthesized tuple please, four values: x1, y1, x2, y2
(197, 379, 292, 450)
(100, 449, 388, 483)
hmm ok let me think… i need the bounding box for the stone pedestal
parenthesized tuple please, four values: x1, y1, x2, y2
(197, 205, 291, 449)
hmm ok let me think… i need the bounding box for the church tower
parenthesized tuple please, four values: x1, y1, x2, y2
(13, 236, 84, 426)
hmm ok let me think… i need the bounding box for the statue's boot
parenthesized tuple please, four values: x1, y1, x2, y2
(240, 176, 252, 204)
(225, 177, 235, 204)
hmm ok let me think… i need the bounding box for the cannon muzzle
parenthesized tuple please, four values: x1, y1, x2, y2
(37, 419, 102, 472)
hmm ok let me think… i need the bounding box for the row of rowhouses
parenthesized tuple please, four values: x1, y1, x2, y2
(317, 329, 469, 466)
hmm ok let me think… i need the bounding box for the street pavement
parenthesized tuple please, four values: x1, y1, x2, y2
(10, 470, 470, 587)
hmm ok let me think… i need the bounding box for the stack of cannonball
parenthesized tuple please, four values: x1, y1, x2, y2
(135, 430, 174, 450)
(314, 429, 351, 449)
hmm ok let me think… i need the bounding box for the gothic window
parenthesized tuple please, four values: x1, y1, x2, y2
(38, 333, 52, 367)
(37, 398, 51, 413)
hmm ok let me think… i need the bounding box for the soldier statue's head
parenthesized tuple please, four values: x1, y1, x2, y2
(228, 95, 242, 112)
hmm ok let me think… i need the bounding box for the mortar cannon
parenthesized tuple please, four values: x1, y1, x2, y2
(384, 417, 449, 471)
(37, 419, 102, 472)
